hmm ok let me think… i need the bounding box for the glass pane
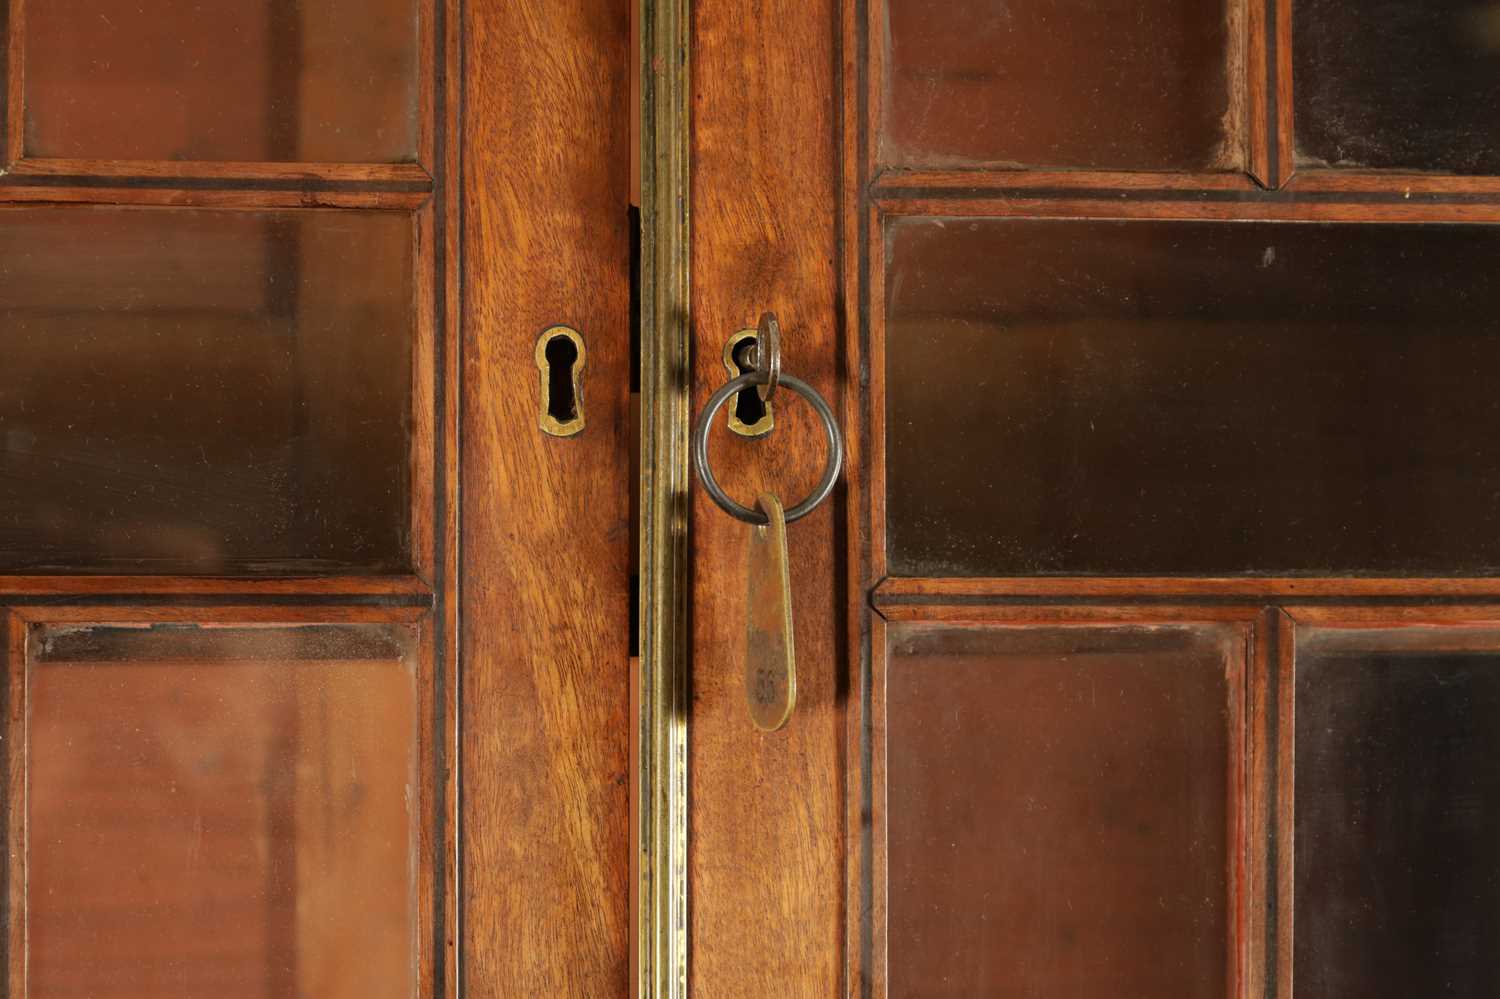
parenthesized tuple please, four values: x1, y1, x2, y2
(27, 624, 418, 999)
(1295, 627, 1500, 997)
(887, 622, 1236, 997)
(1294, 0, 1500, 175)
(25, 0, 420, 163)
(0, 207, 413, 574)
(886, 217, 1500, 576)
(881, 0, 1237, 171)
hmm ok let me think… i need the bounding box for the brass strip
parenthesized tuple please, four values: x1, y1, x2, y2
(638, 0, 690, 993)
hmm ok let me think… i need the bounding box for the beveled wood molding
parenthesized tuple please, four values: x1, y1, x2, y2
(638, 0, 690, 993)
(5, 157, 435, 187)
(874, 576, 1500, 609)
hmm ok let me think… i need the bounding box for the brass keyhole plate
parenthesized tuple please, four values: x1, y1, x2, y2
(722, 328, 774, 438)
(536, 325, 586, 437)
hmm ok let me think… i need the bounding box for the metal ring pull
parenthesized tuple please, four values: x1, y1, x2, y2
(692, 369, 844, 525)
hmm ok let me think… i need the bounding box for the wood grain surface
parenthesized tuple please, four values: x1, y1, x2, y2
(459, 0, 633, 995)
(690, 0, 847, 993)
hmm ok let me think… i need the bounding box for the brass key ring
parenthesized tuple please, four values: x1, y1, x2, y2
(692, 370, 844, 525)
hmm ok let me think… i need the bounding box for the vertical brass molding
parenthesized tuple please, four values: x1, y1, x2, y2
(639, 0, 690, 995)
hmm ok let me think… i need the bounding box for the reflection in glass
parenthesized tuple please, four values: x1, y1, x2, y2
(1296, 627, 1500, 996)
(0, 207, 414, 574)
(882, 0, 1236, 170)
(26, 0, 420, 163)
(27, 624, 419, 999)
(1294, 0, 1500, 175)
(886, 622, 1235, 997)
(886, 217, 1500, 576)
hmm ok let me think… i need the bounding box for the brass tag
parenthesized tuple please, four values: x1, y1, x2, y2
(746, 492, 795, 731)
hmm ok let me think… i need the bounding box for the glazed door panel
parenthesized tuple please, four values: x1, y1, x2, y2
(1, 0, 452, 991)
(3, 0, 633, 996)
(1287, 613, 1500, 998)
(18, 618, 424, 999)
(883, 618, 1246, 998)
(686, 0, 1500, 995)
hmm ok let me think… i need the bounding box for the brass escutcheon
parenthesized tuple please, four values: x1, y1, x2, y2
(721, 328, 774, 438)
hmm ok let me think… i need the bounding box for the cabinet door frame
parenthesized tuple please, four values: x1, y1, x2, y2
(3, 0, 637, 994)
(660, 0, 1500, 996)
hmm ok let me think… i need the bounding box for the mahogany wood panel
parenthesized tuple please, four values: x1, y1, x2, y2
(459, 0, 631, 994)
(691, 0, 846, 992)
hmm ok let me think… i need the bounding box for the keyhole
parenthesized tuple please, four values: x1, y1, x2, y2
(536, 326, 586, 437)
(546, 334, 579, 423)
(722, 329, 773, 437)
(732, 338, 767, 428)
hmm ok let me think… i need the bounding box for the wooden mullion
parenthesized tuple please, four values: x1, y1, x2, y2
(864, 611, 889, 999)
(1287, 170, 1500, 196)
(0, 575, 433, 600)
(1271, 0, 1295, 187)
(872, 168, 1260, 196)
(5, 157, 434, 187)
(845, 4, 880, 993)
(1246, 0, 1273, 187)
(876, 195, 1500, 223)
(1272, 608, 1296, 999)
(0, 184, 429, 210)
(4, 611, 25, 999)
(436, 0, 460, 990)
(5, 0, 24, 169)
(1245, 607, 1278, 999)
(874, 172, 1500, 209)
(417, 0, 438, 183)
(876, 577, 1500, 604)
(411, 202, 439, 586)
(413, 614, 440, 999)
(10, 604, 427, 625)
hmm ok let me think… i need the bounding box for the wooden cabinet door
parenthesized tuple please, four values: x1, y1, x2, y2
(3, 1, 634, 997)
(676, 0, 1500, 995)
